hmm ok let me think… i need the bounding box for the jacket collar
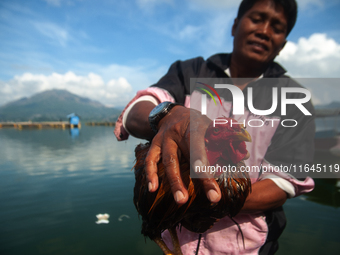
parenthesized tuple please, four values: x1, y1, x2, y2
(206, 53, 287, 78)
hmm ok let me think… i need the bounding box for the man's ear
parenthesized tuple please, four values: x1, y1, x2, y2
(231, 18, 239, 36)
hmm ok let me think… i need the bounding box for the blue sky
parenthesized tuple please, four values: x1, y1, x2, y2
(1, 0, 340, 107)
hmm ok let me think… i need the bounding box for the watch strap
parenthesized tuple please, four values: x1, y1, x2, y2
(149, 102, 180, 133)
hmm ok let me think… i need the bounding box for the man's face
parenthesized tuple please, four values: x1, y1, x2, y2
(232, 0, 288, 66)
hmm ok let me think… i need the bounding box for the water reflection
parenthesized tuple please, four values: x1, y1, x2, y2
(0, 126, 339, 255)
(69, 128, 80, 138)
(278, 195, 340, 255)
(0, 127, 160, 255)
(315, 116, 340, 133)
(0, 126, 142, 175)
(304, 179, 340, 208)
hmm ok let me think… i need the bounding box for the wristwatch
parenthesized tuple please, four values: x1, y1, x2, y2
(149, 101, 180, 133)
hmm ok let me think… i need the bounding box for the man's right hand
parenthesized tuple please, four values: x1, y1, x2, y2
(142, 104, 222, 205)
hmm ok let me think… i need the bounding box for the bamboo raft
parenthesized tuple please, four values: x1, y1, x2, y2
(0, 121, 81, 129)
(85, 122, 115, 126)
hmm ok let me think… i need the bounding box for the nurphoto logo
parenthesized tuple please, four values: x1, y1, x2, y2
(197, 82, 312, 128)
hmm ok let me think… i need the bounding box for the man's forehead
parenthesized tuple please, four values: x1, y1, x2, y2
(245, 0, 288, 23)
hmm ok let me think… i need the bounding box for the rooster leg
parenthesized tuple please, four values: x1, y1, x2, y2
(168, 227, 183, 255)
(153, 237, 175, 255)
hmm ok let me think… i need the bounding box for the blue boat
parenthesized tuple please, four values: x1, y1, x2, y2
(67, 113, 81, 128)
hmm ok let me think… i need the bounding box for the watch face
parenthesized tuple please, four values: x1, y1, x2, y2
(149, 102, 171, 118)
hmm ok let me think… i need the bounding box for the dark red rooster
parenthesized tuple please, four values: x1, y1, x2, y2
(133, 117, 252, 255)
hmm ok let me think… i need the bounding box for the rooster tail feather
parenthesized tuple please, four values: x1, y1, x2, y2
(230, 217, 246, 250)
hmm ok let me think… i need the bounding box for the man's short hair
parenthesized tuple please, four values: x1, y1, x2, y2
(237, 0, 298, 36)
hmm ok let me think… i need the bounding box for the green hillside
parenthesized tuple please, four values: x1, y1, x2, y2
(0, 89, 121, 122)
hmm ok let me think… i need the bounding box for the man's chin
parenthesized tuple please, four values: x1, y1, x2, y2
(244, 53, 274, 69)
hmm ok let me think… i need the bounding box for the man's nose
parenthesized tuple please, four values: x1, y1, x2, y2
(255, 22, 270, 40)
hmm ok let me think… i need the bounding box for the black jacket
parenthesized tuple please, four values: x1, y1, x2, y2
(152, 53, 316, 253)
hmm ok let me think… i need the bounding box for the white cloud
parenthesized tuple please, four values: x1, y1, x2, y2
(297, 79, 340, 106)
(188, 0, 241, 10)
(96, 62, 167, 93)
(42, 0, 62, 6)
(151, 11, 235, 56)
(189, 0, 324, 10)
(33, 22, 69, 46)
(0, 72, 134, 107)
(136, 0, 173, 10)
(277, 33, 340, 78)
(177, 25, 202, 41)
(276, 33, 340, 105)
(42, 0, 82, 7)
(297, 0, 323, 9)
(151, 21, 203, 43)
(198, 13, 235, 56)
(0, 60, 167, 108)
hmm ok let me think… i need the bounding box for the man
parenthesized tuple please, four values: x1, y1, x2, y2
(114, 0, 315, 254)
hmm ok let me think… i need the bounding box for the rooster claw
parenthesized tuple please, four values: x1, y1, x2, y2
(154, 227, 183, 255)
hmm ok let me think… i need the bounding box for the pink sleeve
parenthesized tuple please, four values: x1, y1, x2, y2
(284, 176, 315, 197)
(114, 87, 176, 141)
(259, 161, 315, 197)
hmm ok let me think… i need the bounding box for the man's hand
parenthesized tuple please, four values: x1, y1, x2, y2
(145, 105, 222, 204)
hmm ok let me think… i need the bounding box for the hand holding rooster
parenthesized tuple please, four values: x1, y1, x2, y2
(126, 102, 287, 212)
(144, 105, 222, 205)
(134, 115, 252, 255)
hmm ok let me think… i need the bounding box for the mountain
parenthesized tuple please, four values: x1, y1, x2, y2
(0, 89, 121, 122)
(315, 101, 340, 109)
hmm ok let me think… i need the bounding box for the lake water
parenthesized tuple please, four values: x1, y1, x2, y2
(0, 125, 339, 255)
